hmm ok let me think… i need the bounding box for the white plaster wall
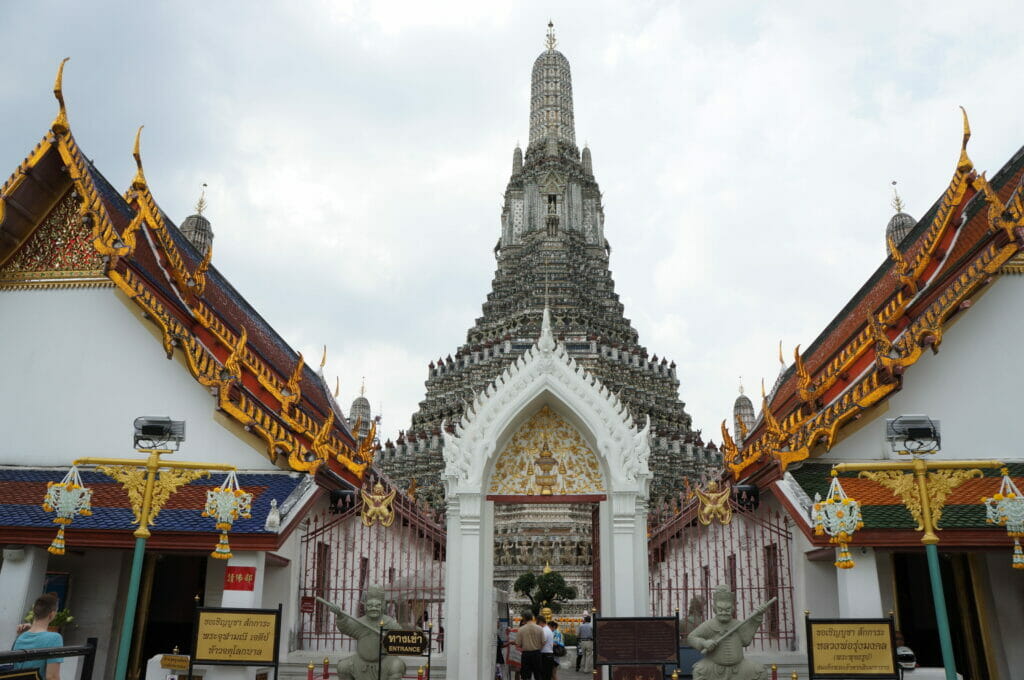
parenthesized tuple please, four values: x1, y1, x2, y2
(824, 277, 1024, 463)
(47, 548, 129, 680)
(0, 288, 278, 469)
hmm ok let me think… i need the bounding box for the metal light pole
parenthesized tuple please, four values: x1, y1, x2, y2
(72, 418, 236, 680)
(830, 456, 1003, 680)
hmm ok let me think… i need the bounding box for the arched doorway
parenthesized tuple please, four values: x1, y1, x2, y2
(442, 309, 652, 679)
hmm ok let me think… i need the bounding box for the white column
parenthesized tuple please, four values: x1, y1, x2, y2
(220, 552, 266, 608)
(449, 492, 483, 680)
(208, 552, 266, 680)
(0, 546, 48, 649)
(608, 491, 643, 616)
(836, 547, 884, 618)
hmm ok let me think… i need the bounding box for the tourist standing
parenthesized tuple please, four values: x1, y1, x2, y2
(13, 594, 63, 680)
(517, 612, 545, 680)
(548, 620, 564, 680)
(576, 615, 594, 673)
(538, 615, 555, 680)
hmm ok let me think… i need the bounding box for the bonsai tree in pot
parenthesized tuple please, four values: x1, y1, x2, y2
(513, 569, 577, 616)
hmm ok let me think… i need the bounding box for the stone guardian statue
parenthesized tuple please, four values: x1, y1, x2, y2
(686, 586, 774, 680)
(318, 586, 407, 680)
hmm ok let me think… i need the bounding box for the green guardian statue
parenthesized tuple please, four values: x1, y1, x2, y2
(321, 586, 407, 680)
(686, 586, 774, 680)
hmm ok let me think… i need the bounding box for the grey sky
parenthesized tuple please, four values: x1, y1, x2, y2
(3, 2, 1022, 443)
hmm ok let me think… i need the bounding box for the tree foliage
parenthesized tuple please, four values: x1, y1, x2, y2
(513, 570, 578, 615)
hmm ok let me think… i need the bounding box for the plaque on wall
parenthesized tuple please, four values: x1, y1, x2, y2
(594, 616, 679, 666)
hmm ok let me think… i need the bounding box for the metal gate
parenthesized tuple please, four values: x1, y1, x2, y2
(298, 478, 446, 653)
(648, 499, 797, 652)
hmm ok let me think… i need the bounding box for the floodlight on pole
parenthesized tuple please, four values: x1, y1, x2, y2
(133, 416, 186, 450)
(885, 415, 940, 455)
(71, 417, 239, 680)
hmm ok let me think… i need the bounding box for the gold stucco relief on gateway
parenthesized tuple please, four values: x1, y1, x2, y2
(488, 405, 604, 496)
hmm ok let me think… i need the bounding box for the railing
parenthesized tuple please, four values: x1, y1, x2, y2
(648, 502, 798, 653)
(0, 638, 98, 680)
(298, 477, 446, 653)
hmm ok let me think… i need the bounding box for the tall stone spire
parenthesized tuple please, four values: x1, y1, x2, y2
(528, 21, 576, 152)
(381, 26, 713, 509)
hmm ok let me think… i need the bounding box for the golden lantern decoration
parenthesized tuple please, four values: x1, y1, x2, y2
(202, 470, 252, 559)
(41, 466, 93, 555)
(812, 470, 863, 569)
(982, 467, 1024, 569)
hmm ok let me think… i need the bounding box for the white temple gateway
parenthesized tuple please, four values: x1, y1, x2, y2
(3, 22, 1024, 680)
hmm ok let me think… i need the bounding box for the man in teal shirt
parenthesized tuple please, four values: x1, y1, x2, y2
(13, 594, 63, 680)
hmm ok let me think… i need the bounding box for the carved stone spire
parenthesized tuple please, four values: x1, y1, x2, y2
(528, 22, 576, 151)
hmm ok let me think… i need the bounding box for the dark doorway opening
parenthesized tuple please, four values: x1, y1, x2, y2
(136, 554, 206, 679)
(892, 552, 990, 680)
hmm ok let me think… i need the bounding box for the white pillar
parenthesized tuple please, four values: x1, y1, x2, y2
(208, 552, 266, 680)
(836, 547, 884, 618)
(446, 492, 484, 680)
(607, 491, 649, 616)
(220, 552, 266, 608)
(0, 546, 48, 649)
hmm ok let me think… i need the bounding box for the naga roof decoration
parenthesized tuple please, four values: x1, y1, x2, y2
(0, 61, 367, 487)
(722, 109, 1024, 481)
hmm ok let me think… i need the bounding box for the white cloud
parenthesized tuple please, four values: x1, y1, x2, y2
(3, 0, 1023, 442)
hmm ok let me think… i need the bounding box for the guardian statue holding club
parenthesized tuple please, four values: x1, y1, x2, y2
(318, 585, 407, 680)
(686, 585, 775, 680)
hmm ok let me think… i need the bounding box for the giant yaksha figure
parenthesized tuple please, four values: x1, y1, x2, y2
(686, 586, 774, 680)
(319, 586, 406, 680)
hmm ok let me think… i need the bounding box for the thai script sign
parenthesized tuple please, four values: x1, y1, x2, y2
(192, 607, 281, 667)
(382, 630, 429, 655)
(806, 618, 897, 679)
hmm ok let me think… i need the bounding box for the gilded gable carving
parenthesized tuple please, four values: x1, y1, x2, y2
(1, 191, 105, 287)
(488, 405, 604, 495)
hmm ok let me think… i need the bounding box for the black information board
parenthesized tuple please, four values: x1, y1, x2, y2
(594, 616, 679, 666)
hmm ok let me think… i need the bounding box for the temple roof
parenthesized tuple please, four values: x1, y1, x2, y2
(787, 462, 1024, 531)
(0, 467, 318, 551)
(0, 62, 371, 489)
(719, 111, 1024, 482)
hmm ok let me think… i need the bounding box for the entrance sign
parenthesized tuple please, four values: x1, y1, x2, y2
(190, 605, 282, 680)
(382, 630, 429, 655)
(806, 618, 897, 679)
(594, 617, 679, 666)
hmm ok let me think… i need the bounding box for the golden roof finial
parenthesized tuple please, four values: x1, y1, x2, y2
(960, 105, 971, 148)
(131, 125, 147, 191)
(320, 345, 327, 370)
(334, 376, 340, 398)
(546, 20, 557, 51)
(778, 339, 784, 366)
(891, 180, 905, 213)
(52, 57, 71, 135)
(195, 183, 208, 216)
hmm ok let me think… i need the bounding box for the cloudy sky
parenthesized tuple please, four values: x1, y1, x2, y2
(3, 2, 1022, 443)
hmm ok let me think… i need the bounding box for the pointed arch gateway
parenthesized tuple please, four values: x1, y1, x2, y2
(442, 309, 652, 679)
